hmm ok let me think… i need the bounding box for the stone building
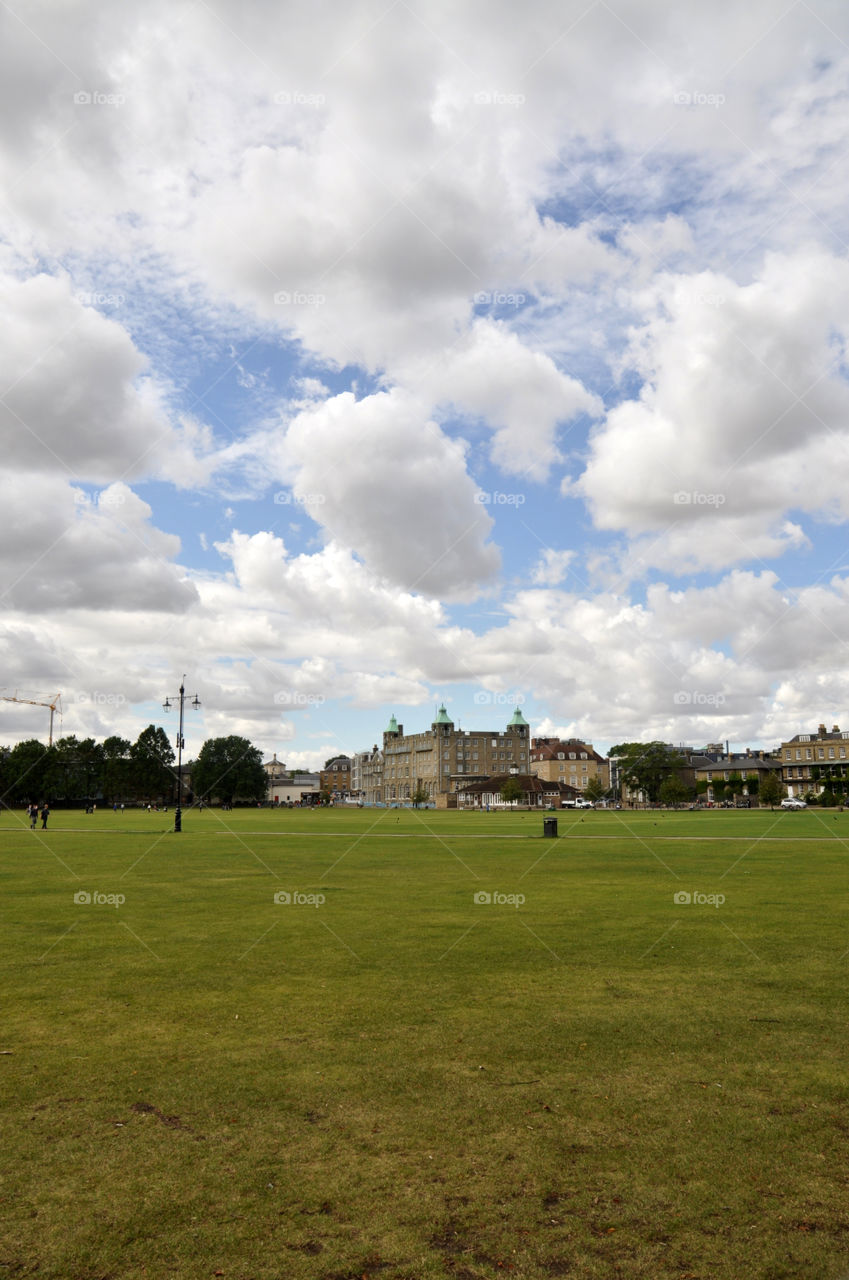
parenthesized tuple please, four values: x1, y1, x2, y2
(319, 755, 351, 798)
(529, 738, 610, 792)
(381, 706, 531, 804)
(778, 723, 849, 798)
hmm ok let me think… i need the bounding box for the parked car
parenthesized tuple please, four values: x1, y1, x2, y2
(563, 798, 594, 809)
(781, 798, 807, 809)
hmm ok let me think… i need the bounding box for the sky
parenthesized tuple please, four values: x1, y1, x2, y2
(3, 0, 849, 769)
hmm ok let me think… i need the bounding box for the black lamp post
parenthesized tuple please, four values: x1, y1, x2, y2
(163, 677, 200, 832)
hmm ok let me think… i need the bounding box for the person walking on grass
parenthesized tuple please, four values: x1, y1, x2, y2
(29, 803, 38, 829)
(41, 802, 50, 830)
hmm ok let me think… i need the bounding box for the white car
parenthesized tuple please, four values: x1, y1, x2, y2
(781, 798, 807, 809)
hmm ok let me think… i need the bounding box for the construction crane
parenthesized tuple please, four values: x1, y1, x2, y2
(0, 691, 62, 745)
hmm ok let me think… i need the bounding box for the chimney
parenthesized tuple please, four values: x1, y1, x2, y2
(833, 725, 840, 733)
(818, 724, 827, 738)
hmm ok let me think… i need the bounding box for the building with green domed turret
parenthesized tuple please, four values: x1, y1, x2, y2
(376, 704, 531, 805)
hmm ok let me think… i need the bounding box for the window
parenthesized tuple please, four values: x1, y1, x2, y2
(818, 749, 825, 759)
(557, 752, 564, 760)
(581, 753, 587, 759)
(829, 748, 835, 758)
(795, 750, 801, 760)
(491, 739, 497, 748)
(559, 764, 565, 772)
(569, 753, 576, 759)
(806, 749, 812, 759)
(473, 752, 479, 760)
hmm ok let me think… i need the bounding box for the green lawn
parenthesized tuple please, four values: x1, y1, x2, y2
(2, 805, 849, 1279)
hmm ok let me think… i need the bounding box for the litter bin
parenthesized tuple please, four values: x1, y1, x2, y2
(543, 817, 558, 838)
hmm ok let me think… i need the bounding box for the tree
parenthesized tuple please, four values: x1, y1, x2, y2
(500, 777, 523, 806)
(584, 776, 607, 805)
(130, 725, 176, 802)
(101, 736, 132, 803)
(411, 781, 429, 808)
(610, 742, 684, 804)
(2, 739, 54, 804)
(192, 736, 266, 805)
(759, 772, 784, 809)
(659, 775, 691, 807)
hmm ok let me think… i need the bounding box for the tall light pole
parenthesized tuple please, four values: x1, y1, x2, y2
(163, 677, 200, 832)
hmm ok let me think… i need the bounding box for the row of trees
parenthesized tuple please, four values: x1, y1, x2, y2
(609, 742, 786, 807)
(0, 729, 267, 807)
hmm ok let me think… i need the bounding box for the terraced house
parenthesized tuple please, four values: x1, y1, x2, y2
(381, 705, 531, 805)
(529, 738, 610, 792)
(779, 724, 849, 799)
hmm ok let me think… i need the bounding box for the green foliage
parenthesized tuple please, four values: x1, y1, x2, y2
(130, 725, 176, 802)
(610, 741, 684, 803)
(499, 776, 523, 805)
(192, 735, 266, 804)
(658, 775, 691, 807)
(759, 772, 785, 808)
(411, 781, 429, 807)
(2, 738, 54, 804)
(583, 775, 607, 804)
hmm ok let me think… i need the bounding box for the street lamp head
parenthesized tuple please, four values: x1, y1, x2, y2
(163, 697, 172, 711)
(191, 695, 201, 710)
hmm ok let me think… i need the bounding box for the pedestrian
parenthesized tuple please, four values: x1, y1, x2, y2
(29, 803, 38, 829)
(41, 802, 49, 830)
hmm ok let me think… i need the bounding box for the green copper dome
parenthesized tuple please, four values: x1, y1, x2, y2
(433, 704, 454, 725)
(508, 707, 529, 727)
(386, 714, 399, 734)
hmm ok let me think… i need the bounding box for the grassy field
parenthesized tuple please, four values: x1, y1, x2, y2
(2, 804, 849, 1279)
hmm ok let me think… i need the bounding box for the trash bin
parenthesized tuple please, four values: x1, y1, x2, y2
(543, 817, 558, 838)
